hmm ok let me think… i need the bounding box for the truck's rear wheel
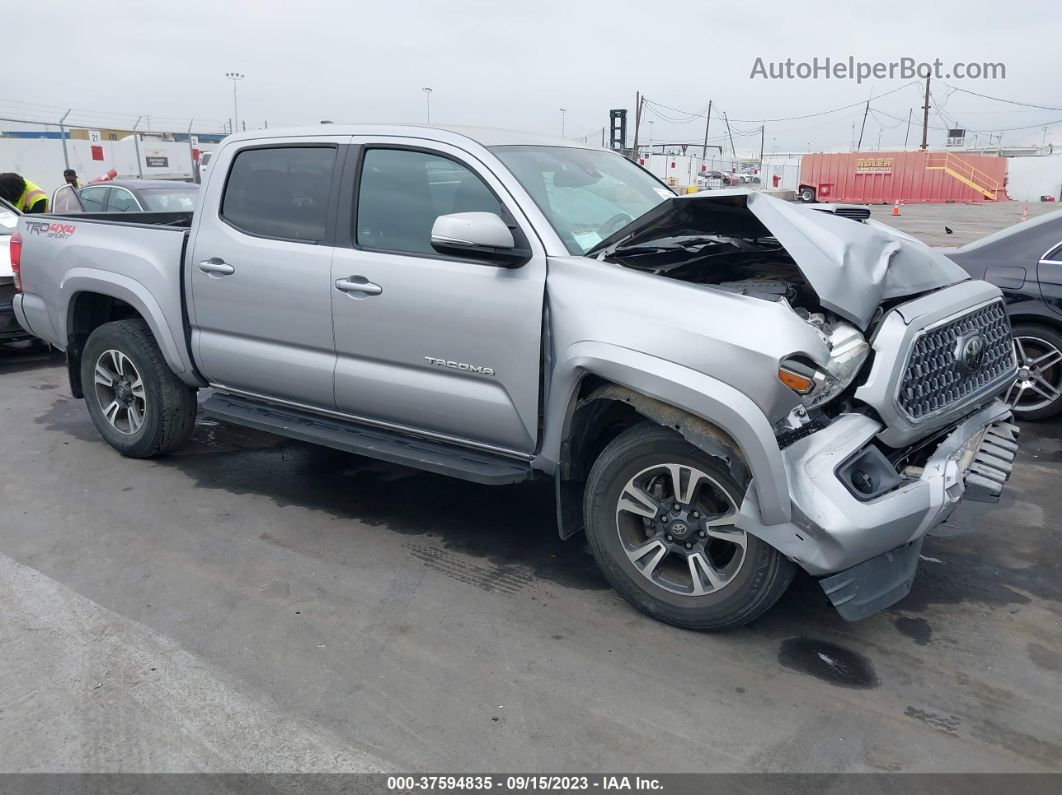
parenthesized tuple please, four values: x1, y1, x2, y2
(798, 186, 816, 202)
(81, 319, 197, 458)
(584, 424, 795, 630)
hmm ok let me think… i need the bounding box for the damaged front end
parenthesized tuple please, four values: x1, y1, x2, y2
(591, 190, 1020, 620)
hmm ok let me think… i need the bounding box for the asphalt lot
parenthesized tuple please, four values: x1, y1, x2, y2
(2, 205, 1061, 774)
(866, 199, 1059, 247)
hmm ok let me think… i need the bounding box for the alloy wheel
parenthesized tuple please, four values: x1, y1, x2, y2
(1007, 335, 1062, 414)
(93, 349, 147, 435)
(615, 463, 748, 597)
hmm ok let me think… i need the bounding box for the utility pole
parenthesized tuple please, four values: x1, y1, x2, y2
(187, 119, 196, 182)
(226, 72, 245, 132)
(723, 111, 736, 159)
(132, 116, 144, 179)
(701, 99, 713, 159)
(904, 108, 913, 148)
(920, 75, 931, 150)
(631, 92, 642, 159)
(59, 109, 71, 170)
(559, 108, 566, 138)
(857, 98, 870, 149)
(759, 124, 765, 176)
(877, 127, 883, 149)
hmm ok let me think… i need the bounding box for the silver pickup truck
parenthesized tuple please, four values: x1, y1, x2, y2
(11, 125, 1020, 629)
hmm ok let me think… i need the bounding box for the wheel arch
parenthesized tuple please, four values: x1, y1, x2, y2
(64, 278, 191, 398)
(543, 343, 790, 539)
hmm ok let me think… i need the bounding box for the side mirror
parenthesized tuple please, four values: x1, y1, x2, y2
(431, 212, 530, 267)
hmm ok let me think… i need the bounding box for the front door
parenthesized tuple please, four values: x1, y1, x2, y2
(188, 141, 341, 409)
(329, 141, 546, 453)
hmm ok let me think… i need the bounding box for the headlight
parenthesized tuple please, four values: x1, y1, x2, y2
(778, 323, 870, 408)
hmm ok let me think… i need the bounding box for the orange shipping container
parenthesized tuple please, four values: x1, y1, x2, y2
(798, 150, 1008, 204)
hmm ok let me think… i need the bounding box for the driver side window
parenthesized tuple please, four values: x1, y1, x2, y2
(356, 148, 503, 256)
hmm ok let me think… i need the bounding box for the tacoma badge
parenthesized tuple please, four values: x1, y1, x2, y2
(424, 356, 496, 376)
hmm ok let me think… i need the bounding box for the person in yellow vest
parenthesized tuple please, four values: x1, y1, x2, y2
(0, 173, 49, 213)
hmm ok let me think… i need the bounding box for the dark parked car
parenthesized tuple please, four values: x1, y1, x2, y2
(946, 210, 1062, 420)
(51, 179, 199, 214)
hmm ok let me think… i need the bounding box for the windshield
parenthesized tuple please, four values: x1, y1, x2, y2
(138, 187, 199, 212)
(492, 145, 671, 255)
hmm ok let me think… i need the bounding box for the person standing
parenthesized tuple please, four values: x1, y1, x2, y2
(0, 173, 49, 213)
(63, 169, 80, 189)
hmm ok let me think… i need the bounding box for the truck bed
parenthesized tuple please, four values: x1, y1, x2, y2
(14, 210, 197, 380)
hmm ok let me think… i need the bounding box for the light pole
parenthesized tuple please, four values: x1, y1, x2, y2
(225, 72, 245, 133)
(559, 108, 567, 138)
(422, 88, 432, 124)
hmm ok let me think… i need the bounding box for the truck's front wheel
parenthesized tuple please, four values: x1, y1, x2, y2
(584, 424, 795, 630)
(81, 319, 197, 458)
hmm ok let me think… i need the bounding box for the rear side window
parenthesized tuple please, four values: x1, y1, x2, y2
(221, 146, 336, 242)
(108, 189, 140, 213)
(356, 148, 502, 255)
(79, 186, 107, 212)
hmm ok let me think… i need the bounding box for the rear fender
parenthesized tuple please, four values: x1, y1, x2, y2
(61, 269, 194, 380)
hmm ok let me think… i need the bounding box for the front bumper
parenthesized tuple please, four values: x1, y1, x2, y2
(738, 399, 1017, 616)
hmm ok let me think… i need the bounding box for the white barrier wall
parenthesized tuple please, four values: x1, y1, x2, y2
(0, 137, 218, 195)
(639, 153, 742, 186)
(1005, 154, 1062, 202)
(759, 154, 803, 192)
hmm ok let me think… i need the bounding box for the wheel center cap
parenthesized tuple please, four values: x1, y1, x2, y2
(1018, 366, 1031, 381)
(669, 521, 690, 539)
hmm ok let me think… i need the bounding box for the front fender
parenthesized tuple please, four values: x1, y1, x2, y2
(540, 341, 791, 525)
(60, 268, 193, 378)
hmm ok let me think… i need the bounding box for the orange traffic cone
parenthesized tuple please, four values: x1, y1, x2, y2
(891, 201, 901, 217)
(1021, 206, 1029, 222)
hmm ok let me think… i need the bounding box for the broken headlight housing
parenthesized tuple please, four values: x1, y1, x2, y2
(778, 323, 870, 409)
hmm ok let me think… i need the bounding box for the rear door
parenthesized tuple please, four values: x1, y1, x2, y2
(187, 138, 343, 409)
(329, 140, 547, 453)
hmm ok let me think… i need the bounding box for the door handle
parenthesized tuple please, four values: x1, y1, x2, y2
(198, 259, 235, 276)
(335, 276, 383, 296)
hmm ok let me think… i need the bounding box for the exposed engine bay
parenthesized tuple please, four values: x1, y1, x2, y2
(604, 233, 821, 314)
(589, 190, 970, 331)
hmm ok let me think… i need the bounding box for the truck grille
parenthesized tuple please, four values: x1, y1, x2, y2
(897, 301, 1014, 421)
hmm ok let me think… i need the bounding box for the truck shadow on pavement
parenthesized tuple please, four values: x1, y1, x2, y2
(0, 343, 64, 375)
(35, 393, 1062, 633)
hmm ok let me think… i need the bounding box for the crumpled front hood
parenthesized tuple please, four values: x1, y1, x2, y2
(590, 189, 969, 330)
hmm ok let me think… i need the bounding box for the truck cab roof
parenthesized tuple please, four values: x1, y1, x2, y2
(219, 124, 600, 151)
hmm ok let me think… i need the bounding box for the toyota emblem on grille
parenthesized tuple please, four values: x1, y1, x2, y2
(955, 332, 987, 373)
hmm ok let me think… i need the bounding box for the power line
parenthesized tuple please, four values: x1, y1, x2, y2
(938, 83, 1062, 112)
(653, 82, 922, 124)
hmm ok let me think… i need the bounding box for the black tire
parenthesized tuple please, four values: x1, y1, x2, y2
(1010, 322, 1062, 421)
(584, 424, 796, 630)
(81, 319, 197, 458)
(798, 186, 816, 203)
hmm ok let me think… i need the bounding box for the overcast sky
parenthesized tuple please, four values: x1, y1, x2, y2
(4, 0, 1059, 153)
